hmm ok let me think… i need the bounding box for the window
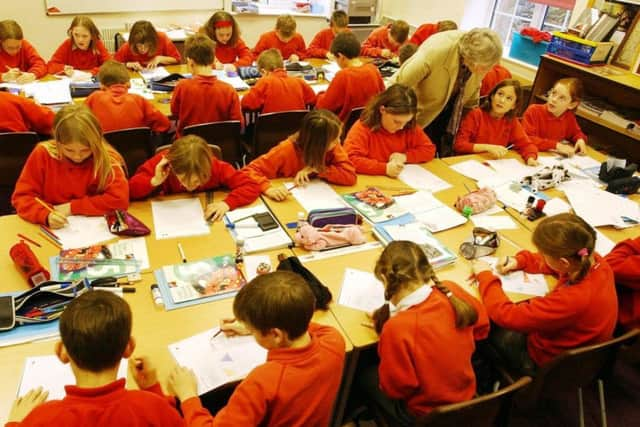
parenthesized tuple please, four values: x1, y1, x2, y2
(490, 0, 572, 50)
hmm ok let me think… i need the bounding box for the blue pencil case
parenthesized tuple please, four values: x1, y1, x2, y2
(307, 207, 359, 228)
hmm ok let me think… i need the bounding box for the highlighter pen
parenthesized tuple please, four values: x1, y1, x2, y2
(177, 243, 187, 263)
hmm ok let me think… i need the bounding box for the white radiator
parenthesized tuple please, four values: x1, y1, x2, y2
(100, 27, 122, 53)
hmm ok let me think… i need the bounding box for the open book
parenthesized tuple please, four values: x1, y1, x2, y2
(342, 187, 407, 223)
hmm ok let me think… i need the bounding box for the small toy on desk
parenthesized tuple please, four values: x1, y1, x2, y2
(520, 165, 569, 192)
(294, 223, 365, 251)
(256, 262, 271, 275)
(459, 227, 500, 260)
(521, 196, 546, 221)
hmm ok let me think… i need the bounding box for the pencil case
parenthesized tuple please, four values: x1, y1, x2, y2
(105, 210, 150, 237)
(69, 80, 101, 97)
(149, 73, 189, 92)
(454, 187, 496, 215)
(307, 207, 359, 228)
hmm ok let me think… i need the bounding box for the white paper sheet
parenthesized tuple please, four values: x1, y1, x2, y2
(471, 215, 518, 230)
(450, 160, 499, 182)
(23, 80, 72, 105)
(595, 230, 616, 256)
(212, 70, 250, 90)
(18, 356, 127, 400)
(397, 165, 452, 193)
(338, 268, 385, 313)
(485, 159, 542, 182)
(107, 237, 150, 270)
(393, 191, 466, 232)
(169, 328, 267, 395)
(224, 205, 291, 253)
(311, 83, 329, 94)
(542, 198, 572, 216)
(151, 198, 210, 239)
(287, 180, 346, 212)
(243, 255, 272, 282)
(563, 185, 640, 228)
(54, 215, 116, 249)
(478, 257, 548, 297)
(139, 66, 170, 82)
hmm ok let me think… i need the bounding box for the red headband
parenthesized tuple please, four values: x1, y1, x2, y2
(213, 21, 233, 29)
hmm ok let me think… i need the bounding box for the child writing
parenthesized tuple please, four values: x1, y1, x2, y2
(471, 213, 618, 376)
(361, 19, 410, 59)
(604, 237, 640, 331)
(306, 10, 349, 59)
(522, 77, 588, 156)
(11, 104, 129, 228)
(354, 241, 488, 425)
(409, 20, 458, 45)
(129, 135, 261, 222)
(241, 48, 316, 114)
(0, 20, 46, 83)
(454, 79, 539, 166)
(167, 271, 346, 426)
(253, 15, 307, 62)
(243, 109, 356, 201)
(0, 89, 54, 134)
(316, 32, 385, 122)
(171, 34, 242, 137)
(47, 16, 111, 76)
(344, 84, 436, 177)
(6, 291, 185, 426)
(201, 11, 252, 70)
(85, 60, 170, 133)
(114, 20, 181, 70)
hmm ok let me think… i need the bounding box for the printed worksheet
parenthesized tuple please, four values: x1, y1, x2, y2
(338, 268, 385, 313)
(151, 198, 210, 239)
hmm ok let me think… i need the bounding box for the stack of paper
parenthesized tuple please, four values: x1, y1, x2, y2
(397, 165, 452, 193)
(23, 80, 72, 106)
(151, 198, 210, 239)
(224, 203, 292, 253)
(393, 191, 466, 232)
(563, 184, 640, 228)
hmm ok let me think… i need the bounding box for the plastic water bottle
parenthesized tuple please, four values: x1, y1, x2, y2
(235, 238, 245, 265)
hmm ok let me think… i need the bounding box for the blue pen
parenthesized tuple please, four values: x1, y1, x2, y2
(40, 282, 72, 292)
(226, 222, 259, 229)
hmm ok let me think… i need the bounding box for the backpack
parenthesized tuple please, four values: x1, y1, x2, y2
(276, 254, 332, 310)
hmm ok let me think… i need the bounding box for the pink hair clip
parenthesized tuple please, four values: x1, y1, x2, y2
(577, 248, 589, 257)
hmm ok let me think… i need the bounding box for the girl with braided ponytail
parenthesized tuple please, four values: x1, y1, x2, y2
(355, 241, 489, 424)
(472, 213, 618, 376)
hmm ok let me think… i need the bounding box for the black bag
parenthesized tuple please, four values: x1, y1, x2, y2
(606, 176, 640, 195)
(276, 254, 332, 310)
(599, 161, 637, 182)
(149, 73, 188, 92)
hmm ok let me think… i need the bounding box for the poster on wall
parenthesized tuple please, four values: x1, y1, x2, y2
(45, 0, 222, 15)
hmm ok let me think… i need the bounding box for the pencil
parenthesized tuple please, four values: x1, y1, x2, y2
(39, 225, 62, 244)
(38, 231, 62, 249)
(34, 197, 67, 223)
(17, 234, 41, 248)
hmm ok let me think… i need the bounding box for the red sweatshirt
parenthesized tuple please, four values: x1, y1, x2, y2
(409, 23, 438, 45)
(171, 75, 243, 136)
(253, 31, 307, 60)
(243, 138, 356, 192)
(241, 69, 316, 113)
(316, 64, 385, 122)
(306, 28, 336, 58)
(478, 252, 617, 366)
(85, 84, 170, 133)
(361, 24, 400, 58)
(343, 120, 436, 175)
(47, 38, 111, 75)
(480, 64, 511, 97)
(0, 40, 46, 79)
(454, 107, 538, 161)
(12, 143, 129, 225)
(604, 238, 640, 331)
(215, 38, 253, 67)
(0, 91, 54, 134)
(5, 379, 184, 427)
(129, 150, 261, 209)
(379, 282, 489, 416)
(114, 32, 181, 66)
(522, 103, 587, 152)
(180, 323, 345, 427)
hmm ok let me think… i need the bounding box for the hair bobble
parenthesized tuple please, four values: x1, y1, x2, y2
(213, 21, 233, 29)
(577, 248, 589, 257)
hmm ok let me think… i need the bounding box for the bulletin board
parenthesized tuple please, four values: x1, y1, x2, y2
(45, 0, 223, 15)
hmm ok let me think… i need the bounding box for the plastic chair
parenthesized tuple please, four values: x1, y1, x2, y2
(103, 127, 153, 176)
(342, 106, 365, 141)
(155, 143, 223, 160)
(0, 132, 40, 215)
(182, 121, 243, 167)
(251, 110, 308, 158)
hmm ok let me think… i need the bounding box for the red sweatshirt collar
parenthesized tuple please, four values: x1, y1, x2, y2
(63, 378, 127, 400)
(106, 84, 129, 97)
(267, 331, 319, 362)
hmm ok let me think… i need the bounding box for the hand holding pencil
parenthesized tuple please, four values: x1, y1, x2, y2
(34, 197, 68, 229)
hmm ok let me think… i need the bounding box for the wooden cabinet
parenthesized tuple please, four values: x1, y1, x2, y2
(529, 55, 640, 162)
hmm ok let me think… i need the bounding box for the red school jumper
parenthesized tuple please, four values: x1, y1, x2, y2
(215, 38, 253, 67)
(306, 27, 336, 58)
(454, 107, 538, 162)
(343, 120, 436, 175)
(604, 237, 640, 331)
(316, 63, 385, 122)
(114, 32, 181, 66)
(0, 91, 54, 134)
(180, 323, 345, 427)
(252, 31, 307, 60)
(129, 150, 261, 209)
(480, 64, 511, 97)
(241, 68, 316, 113)
(522, 103, 587, 152)
(379, 282, 489, 416)
(477, 252, 618, 366)
(11, 144, 129, 225)
(409, 23, 438, 46)
(0, 40, 46, 79)
(85, 84, 170, 133)
(243, 138, 356, 192)
(361, 24, 399, 58)
(47, 38, 111, 75)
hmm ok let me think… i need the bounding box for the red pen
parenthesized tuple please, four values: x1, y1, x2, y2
(535, 199, 546, 212)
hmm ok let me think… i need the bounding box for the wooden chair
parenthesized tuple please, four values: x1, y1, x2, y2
(182, 121, 244, 168)
(341, 106, 365, 141)
(103, 127, 153, 176)
(155, 143, 223, 160)
(250, 110, 308, 158)
(0, 132, 40, 215)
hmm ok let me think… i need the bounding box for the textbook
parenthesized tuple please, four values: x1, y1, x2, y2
(342, 187, 408, 223)
(223, 202, 293, 253)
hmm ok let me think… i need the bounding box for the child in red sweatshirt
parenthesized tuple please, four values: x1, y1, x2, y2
(6, 291, 184, 427)
(0, 90, 54, 134)
(243, 109, 356, 201)
(85, 60, 170, 133)
(454, 79, 538, 165)
(12, 105, 129, 228)
(241, 48, 316, 114)
(344, 84, 436, 176)
(361, 20, 409, 59)
(114, 20, 181, 71)
(47, 16, 111, 76)
(306, 10, 349, 59)
(604, 237, 640, 331)
(167, 271, 346, 427)
(171, 34, 243, 137)
(472, 213, 618, 376)
(253, 15, 307, 62)
(129, 135, 260, 222)
(522, 77, 587, 156)
(201, 11, 252, 70)
(316, 32, 385, 122)
(409, 20, 457, 45)
(0, 20, 46, 83)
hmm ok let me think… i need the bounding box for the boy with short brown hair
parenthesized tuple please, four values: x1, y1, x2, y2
(361, 19, 410, 58)
(307, 10, 350, 59)
(253, 15, 307, 62)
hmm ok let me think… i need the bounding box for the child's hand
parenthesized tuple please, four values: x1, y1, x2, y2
(130, 355, 158, 390)
(63, 65, 74, 77)
(2, 66, 21, 82)
(389, 152, 407, 165)
(574, 139, 587, 155)
(8, 387, 49, 422)
(497, 255, 519, 275)
(205, 201, 230, 223)
(151, 156, 171, 187)
(146, 57, 162, 70)
(126, 62, 144, 71)
(48, 211, 68, 229)
(485, 145, 508, 159)
(289, 54, 300, 63)
(223, 63, 237, 73)
(219, 318, 250, 336)
(470, 259, 493, 275)
(526, 157, 539, 167)
(555, 142, 576, 157)
(381, 49, 392, 58)
(386, 161, 404, 177)
(168, 365, 198, 402)
(16, 72, 36, 84)
(264, 186, 289, 201)
(214, 59, 224, 70)
(54, 203, 71, 217)
(294, 166, 317, 187)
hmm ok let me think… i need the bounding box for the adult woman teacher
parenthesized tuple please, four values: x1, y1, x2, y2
(391, 28, 502, 156)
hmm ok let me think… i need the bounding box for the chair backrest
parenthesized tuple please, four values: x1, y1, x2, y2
(342, 106, 365, 141)
(0, 132, 40, 187)
(415, 376, 532, 427)
(182, 121, 243, 166)
(103, 127, 153, 176)
(252, 110, 308, 157)
(155, 143, 223, 160)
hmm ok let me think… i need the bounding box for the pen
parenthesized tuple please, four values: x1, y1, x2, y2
(38, 232, 62, 249)
(177, 243, 187, 263)
(212, 329, 225, 338)
(41, 283, 71, 291)
(40, 224, 61, 241)
(506, 144, 514, 150)
(226, 221, 259, 229)
(503, 256, 510, 267)
(34, 197, 68, 223)
(17, 234, 41, 248)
